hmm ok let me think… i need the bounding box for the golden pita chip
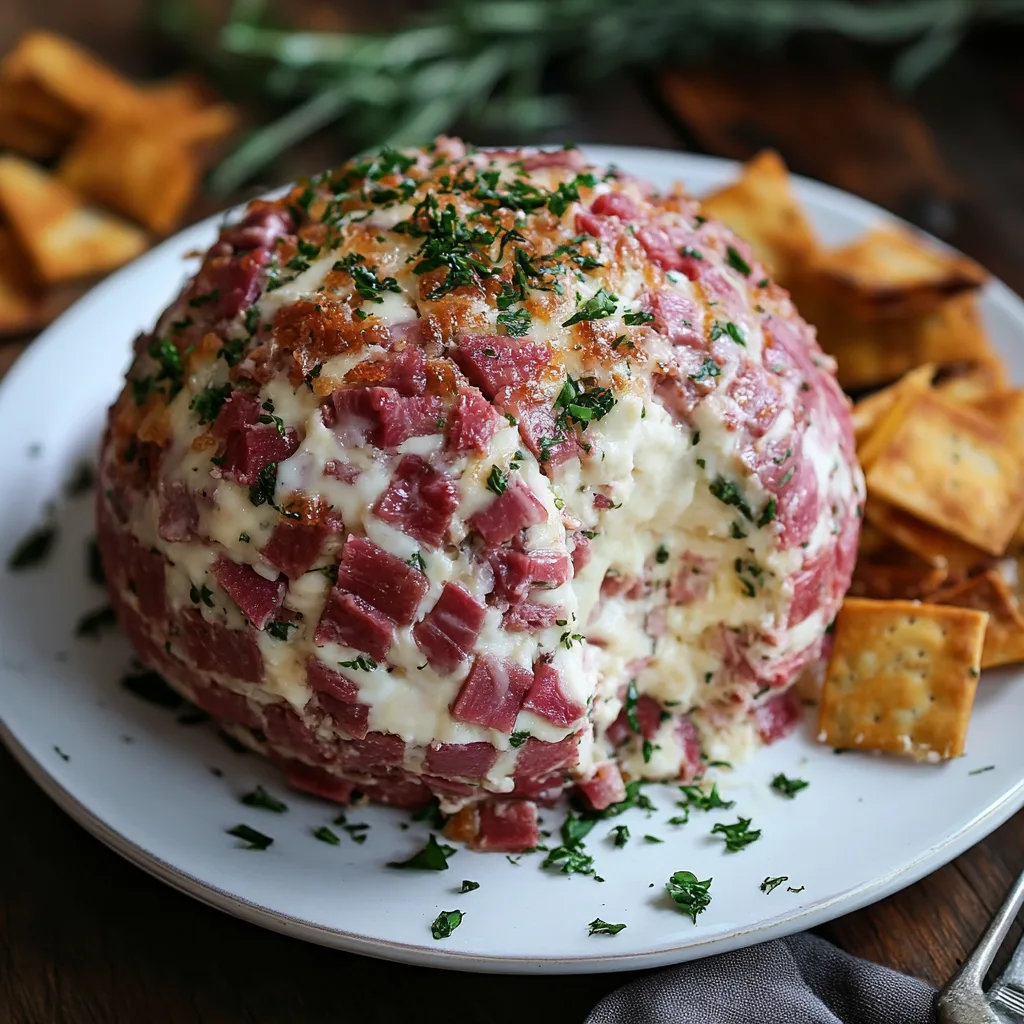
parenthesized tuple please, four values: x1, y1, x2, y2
(0, 227, 48, 335)
(851, 363, 934, 447)
(810, 225, 986, 319)
(818, 597, 986, 761)
(793, 286, 990, 392)
(867, 392, 1024, 555)
(864, 499, 988, 575)
(699, 150, 817, 286)
(0, 156, 147, 283)
(932, 571, 1024, 669)
(849, 561, 948, 602)
(933, 359, 1007, 404)
(57, 119, 198, 235)
(0, 31, 144, 123)
(137, 77, 237, 148)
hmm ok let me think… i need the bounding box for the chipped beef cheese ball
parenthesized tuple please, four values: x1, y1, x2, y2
(97, 139, 863, 852)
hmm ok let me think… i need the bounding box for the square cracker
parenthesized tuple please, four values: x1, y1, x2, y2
(818, 598, 987, 761)
(864, 499, 988, 575)
(866, 391, 1024, 556)
(932, 571, 1024, 669)
(853, 363, 934, 466)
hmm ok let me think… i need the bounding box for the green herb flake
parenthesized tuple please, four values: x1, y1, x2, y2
(761, 875, 788, 894)
(387, 834, 456, 871)
(555, 374, 616, 429)
(588, 918, 626, 936)
(248, 463, 278, 507)
(509, 731, 530, 749)
(459, 880, 480, 893)
(339, 655, 377, 672)
(241, 785, 288, 813)
(609, 824, 630, 847)
(726, 245, 752, 276)
(497, 307, 532, 337)
(969, 765, 995, 775)
(122, 669, 182, 708)
(563, 288, 618, 327)
(75, 605, 118, 639)
(487, 465, 509, 495)
(266, 620, 297, 641)
(314, 825, 341, 845)
(227, 824, 273, 850)
(709, 476, 753, 520)
(666, 870, 712, 923)
(644, 834, 664, 844)
(65, 462, 95, 498)
(757, 497, 777, 528)
(8, 524, 57, 571)
(623, 310, 654, 326)
(679, 782, 734, 813)
(190, 383, 233, 425)
(770, 773, 809, 798)
(710, 320, 746, 346)
(54, 745, 70, 761)
(711, 816, 761, 853)
(431, 909, 464, 939)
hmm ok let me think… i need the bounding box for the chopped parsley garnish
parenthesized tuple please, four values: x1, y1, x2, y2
(189, 290, 219, 308)
(431, 909, 464, 939)
(218, 336, 246, 367)
(407, 552, 427, 573)
(266, 621, 297, 641)
(332, 252, 401, 303)
(245, 307, 261, 336)
(248, 463, 278, 507)
(509, 731, 531, 749)
(588, 918, 626, 936)
(726, 246, 752, 276)
(679, 783, 734, 812)
(969, 765, 996, 775)
(241, 785, 288, 813)
(146, 334, 187, 396)
(54, 746, 70, 761)
(582, 779, 657, 820)
(556, 375, 616, 429)
(711, 816, 762, 852)
(547, 173, 597, 216)
(75, 605, 117, 639)
(122, 669, 182, 708)
(65, 462, 94, 498)
(606, 825, 629, 848)
(239, 532, 251, 544)
(387, 834, 455, 870)
(709, 476, 753, 520)
(339, 655, 377, 672)
(642, 740, 656, 764)
(227, 824, 273, 850)
(710, 320, 746, 346)
(190, 383, 233, 425)
(560, 628, 584, 649)
(624, 679, 641, 734)
(8, 524, 57, 570)
(788, 885, 805, 893)
(655, 544, 670, 564)
(562, 288, 618, 327)
(189, 583, 214, 608)
(761, 875, 788, 894)
(259, 398, 286, 436)
(688, 358, 721, 383)
(666, 871, 712, 923)
(771, 773, 809, 798)
(543, 813, 598, 877)
(497, 307, 532, 336)
(314, 825, 341, 845)
(487, 465, 508, 495)
(668, 810, 691, 826)
(680, 246, 703, 259)
(757, 497, 777, 528)
(334, 815, 370, 843)
(87, 538, 105, 585)
(366, 145, 416, 180)
(458, 880, 480, 893)
(644, 834, 664, 844)
(623, 310, 655, 326)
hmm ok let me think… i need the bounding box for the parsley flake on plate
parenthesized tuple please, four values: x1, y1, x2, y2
(227, 824, 273, 850)
(64, 461, 95, 498)
(240, 785, 288, 813)
(387, 834, 455, 871)
(761, 875, 788, 894)
(711, 817, 762, 853)
(75, 605, 118, 639)
(314, 825, 341, 845)
(679, 782, 734, 812)
(431, 909, 464, 939)
(459, 880, 480, 893)
(122, 669, 182, 708)
(8, 524, 57, 571)
(588, 918, 626, 936)
(666, 870, 712, 923)
(771, 773, 809, 798)
(609, 824, 630, 847)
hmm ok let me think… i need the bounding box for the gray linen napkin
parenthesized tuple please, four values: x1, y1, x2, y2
(586, 933, 937, 1023)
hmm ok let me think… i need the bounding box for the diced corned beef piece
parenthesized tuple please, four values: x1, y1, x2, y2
(213, 557, 286, 630)
(590, 193, 639, 221)
(521, 148, 585, 171)
(322, 387, 442, 448)
(335, 535, 429, 625)
(490, 548, 572, 602)
(189, 249, 269, 323)
(453, 335, 550, 399)
(754, 690, 802, 744)
(511, 773, 564, 805)
(124, 539, 166, 619)
(521, 663, 585, 728)
(112, 596, 169, 670)
(358, 776, 430, 809)
(386, 319, 426, 349)
(513, 734, 580, 777)
(305, 656, 359, 703)
(260, 520, 329, 579)
(606, 694, 663, 747)
(446, 388, 500, 452)
(263, 703, 330, 761)
(337, 731, 406, 770)
(318, 693, 370, 740)
(220, 203, 294, 253)
(378, 348, 427, 395)
(503, 601, 563, 632)
(571, 531, 591, 573)
(157, 480, 198, 542)
(788, 552, 830, 628)
(593, 493, 614, 510)
(212, 391, 261, 438)
(313, 591, 393, 660)
(645, 289, 705, 347)
(372, 455, 459, 549)
(505, 395, 578, 468)
(575, 211, 617, 244)
(191, 682, 260, 729)
(423, 742, 499, 780)
(677, 716, 702, 781)
(637, 226, 702, 276)
(450, 655, 533, 734)
(324, 459, 360, 483)
(576, 762, 627, 811)
(412, 583, 487, 674)
(218, 425, 299, 486)
(280, 760, 357, 804)
(726, 362, 783, 438)
(469, 479, 547, 545)
(669, 553, 715, 605)
(179, 609, 264, 683)
(474, 801, 539, 853)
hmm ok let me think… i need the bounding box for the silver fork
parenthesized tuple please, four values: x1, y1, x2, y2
(939, 868, 1024, 1023)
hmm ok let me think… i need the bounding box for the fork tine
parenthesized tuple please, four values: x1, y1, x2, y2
(938, 867, 1024, 1023)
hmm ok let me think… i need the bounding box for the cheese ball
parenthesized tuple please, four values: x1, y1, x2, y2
(97, 139, 863, 851)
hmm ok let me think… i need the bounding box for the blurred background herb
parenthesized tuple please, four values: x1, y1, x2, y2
(153, 0, 1024, 194)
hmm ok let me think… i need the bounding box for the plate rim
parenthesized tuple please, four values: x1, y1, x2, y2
(2, 144, 1021, 974)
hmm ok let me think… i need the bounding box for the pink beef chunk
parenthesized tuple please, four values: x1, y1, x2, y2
(318, 693, 370, 740)
(446, 388, 500, 452)
(521, 663, 585, 728)
(454, 335, 551, 398)
(260, 520, 329, 579)
(377, 348, 427, 395)
(335, 535, 429, 625)
(422, 742, 499, 780)
(305, 657, 359, 703)
(412, 583, 487, 674)
(178, 609, 264, 683)
(372, 455, 460, 549)
(450, 655, 533, 734)
(281, 760, 356, 804)
(213, 557, 286, 630)
(469, 479, 547, 545)
(313, 591, 393, 661)
(576, 762, 626, 811)
(474, 801, 539, 852)
(218, 425, 299, 486)
(513, 734, 580, 777)
(322, 387, 442, 448)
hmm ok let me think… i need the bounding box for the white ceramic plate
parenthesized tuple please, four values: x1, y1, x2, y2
(1, 146, 1022, 975)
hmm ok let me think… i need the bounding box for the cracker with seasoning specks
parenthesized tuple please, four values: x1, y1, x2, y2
(932, 571, 1024, 670)
(818, 597, 987, 761)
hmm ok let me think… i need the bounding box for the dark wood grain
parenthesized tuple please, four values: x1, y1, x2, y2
(2, 8, 1024, 1022)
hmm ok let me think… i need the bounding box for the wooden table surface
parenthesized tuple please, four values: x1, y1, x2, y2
(2, 5, 1024, 1021)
